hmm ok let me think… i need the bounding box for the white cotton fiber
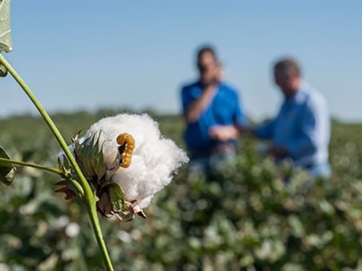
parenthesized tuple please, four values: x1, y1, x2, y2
(84, 113, 188, 209)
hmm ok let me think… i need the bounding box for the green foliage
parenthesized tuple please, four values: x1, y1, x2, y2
(0, 110, 362, 270)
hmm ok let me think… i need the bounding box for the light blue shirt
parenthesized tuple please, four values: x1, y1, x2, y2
(255, 82, 330, 167)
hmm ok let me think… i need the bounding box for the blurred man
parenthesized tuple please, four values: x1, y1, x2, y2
(181, 45, 247, 177)
(253, 58, 331, 177)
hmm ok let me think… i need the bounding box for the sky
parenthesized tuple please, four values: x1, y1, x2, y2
(1, 0, 362, 122)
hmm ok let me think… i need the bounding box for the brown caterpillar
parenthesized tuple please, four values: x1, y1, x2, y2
(116, 133, 135, 168)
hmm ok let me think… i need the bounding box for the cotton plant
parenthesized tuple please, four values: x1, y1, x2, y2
(57, 113, 188, 221)
(0, 2, 188, 270)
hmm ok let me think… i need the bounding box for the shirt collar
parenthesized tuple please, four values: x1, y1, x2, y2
(285, 81, 309, 104)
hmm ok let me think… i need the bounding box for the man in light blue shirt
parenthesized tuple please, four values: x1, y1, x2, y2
(254, 58, 331, 177)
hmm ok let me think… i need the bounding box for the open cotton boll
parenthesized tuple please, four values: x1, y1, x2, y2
(57, 113, 188, 220)
(87, 113, 188, 209)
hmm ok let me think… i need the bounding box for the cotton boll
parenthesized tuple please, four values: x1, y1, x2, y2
(91, 114, 188, 209)
(71, 113, 188, 212)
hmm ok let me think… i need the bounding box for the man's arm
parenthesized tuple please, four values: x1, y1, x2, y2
(184, 64, 223, 123)
(253, 119, 275, 140)
(184, 84, 216, 123)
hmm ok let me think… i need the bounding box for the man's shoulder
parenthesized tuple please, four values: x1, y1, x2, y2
(300, 83, 328, 109)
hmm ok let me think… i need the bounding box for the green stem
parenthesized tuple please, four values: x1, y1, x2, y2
(0, 157, 63, 175)
(0, 54, 114, 271)
(0, 157, 84, 196)
(86, 199, 115, 270)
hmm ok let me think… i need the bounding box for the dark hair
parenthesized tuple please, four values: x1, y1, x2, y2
(196, 45, 218, 62)
(274, 58, 301, 77)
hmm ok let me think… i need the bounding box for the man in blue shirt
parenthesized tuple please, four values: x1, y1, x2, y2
(181, 46, 247, 177)
(253, 58, 331, 177)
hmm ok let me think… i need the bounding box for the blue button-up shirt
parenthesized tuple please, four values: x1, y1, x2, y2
(181, 81, 247, 154)
(255, 82, 330, 167)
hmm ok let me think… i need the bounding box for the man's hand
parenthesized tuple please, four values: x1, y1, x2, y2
(213, 63, 223, 84)
(209, 125, 238, 141)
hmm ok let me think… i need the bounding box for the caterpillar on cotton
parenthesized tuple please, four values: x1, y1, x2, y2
(116, 133, 135, 168)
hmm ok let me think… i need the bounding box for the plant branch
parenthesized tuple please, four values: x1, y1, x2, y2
(0, 157, 63, 175)
(0, 157, 85, 196)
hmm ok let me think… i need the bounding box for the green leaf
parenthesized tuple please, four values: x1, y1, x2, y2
(108, 183, 126, 213)
(0, 146, 15, 185)
(0, 0, 12, 53)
